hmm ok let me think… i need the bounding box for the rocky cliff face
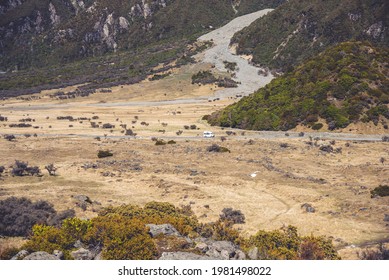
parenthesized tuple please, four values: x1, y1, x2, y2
(0, 0, 175, 69)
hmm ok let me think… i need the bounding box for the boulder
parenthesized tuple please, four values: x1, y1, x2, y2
(205, 241, 246, 260)
(159, 252, 214, 260)
(53, 250, 64, 259)
(247, 247, 259, 260)
(24, 251, 60, 260)
(11, 250, 29, 260)
(71, 248, 94, 260)
(301, 203, 315, 213)
(147, 224, 181, 238)
(73, 194, 92, 204)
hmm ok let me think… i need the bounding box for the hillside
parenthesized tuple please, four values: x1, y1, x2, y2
(0, 0, 287, 71)
(0, 0, 283, 96)
(0, 0, 235, 70)
(231, 0, 388, 72)
(207, 41, 389, 131)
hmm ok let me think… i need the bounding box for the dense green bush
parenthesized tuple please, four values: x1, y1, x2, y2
(371, 185, 389, 198)
(243, 226, 339, 260)
(97, 150, 113, 158)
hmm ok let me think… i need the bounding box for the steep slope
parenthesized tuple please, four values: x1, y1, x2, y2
(207, 41, 389, 131)
(0, 0, 236, 70)
(0, 0, 286, 72)
(232, 0, 388, 72)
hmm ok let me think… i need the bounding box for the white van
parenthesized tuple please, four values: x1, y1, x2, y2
(203, 131, 215, 138)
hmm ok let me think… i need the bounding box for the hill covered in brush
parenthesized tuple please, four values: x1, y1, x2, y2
(207, 41, 389, 131)
(231, 0, 388, 72)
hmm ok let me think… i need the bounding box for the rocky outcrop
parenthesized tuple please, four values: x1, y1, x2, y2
(147, 223, 181, 238)
(23, 251, 61, 260)
(71, 248, 94, 260)
(204, 240, 246, 260)
(159, 252, 214, 260)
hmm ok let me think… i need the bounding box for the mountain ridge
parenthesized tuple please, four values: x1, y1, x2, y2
(207, 41, 389, 132)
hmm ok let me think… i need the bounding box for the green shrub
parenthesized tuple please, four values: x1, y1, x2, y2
(155, 139, 166, 145)
(312, 123, 324, 130)
(371, 185, 389, 198)
(243, 226, 339, 260)
(97, 150, 113, 158)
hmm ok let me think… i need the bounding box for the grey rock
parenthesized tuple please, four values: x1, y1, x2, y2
(71, 248, 94, 260)
(234, 250, 246, 260)
(301, 203, 315, 213)
(205, 241, 246, 260)
(11, 250, 29, 260)
(53, 250, 64, 259)
(247, 247, 259, 260)
(24, 251, 60, 260)
(159, 252, 215, 260)
(195, 242, 208, 253)
(73, 194, 92, 204)
(73, 240, 84, 248)
(94, 251, 102, 260)
(147, 224, 181, 238)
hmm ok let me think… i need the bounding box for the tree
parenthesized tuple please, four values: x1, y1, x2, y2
(4, 134, 15, 141)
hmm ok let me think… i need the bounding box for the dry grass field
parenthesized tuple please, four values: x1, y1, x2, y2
(1, 62, 388, 260)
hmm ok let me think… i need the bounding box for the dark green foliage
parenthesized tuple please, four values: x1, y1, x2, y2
(223, 61, 238, 71)
(0, 197, 56, 237)
(192, 70, 238, 88)
(192, 71, 218, 85)
(312, 123, 324, 130)
(232, 0, 388, 72)
(220, 208, 246, 224)
(371, 185, 389, 198)
(155, 139, 167, 146)
(244, 225, 340, 260)
(97, 150, 113, 158)
(208, 41, 389, 131)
